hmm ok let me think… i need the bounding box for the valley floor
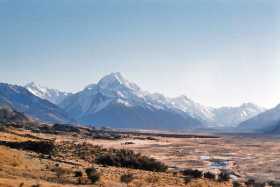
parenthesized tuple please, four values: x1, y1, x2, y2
(86, 133, 280, 181)
(0, 126, 279, 186)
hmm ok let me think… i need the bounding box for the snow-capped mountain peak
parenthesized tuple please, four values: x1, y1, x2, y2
(25, 81, 36, 88)
(59, 73, 202, 129)
(171, 95, 194, 106)
(25, 82, 50, 98)
(25, 82, 71, 104)
(97, 72, 140, 92)
(98, 72, 126, 85)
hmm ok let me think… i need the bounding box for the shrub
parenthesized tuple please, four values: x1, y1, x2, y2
(124, 142, 135, 145)
(0, 140, 55, 155)
(74, 170, 85, 184)
(218, 170, 231, 181)
(172, 171, 178, 176)
(245, 178, 255, 186)
(181, 169, 203, 178)
(74, 170, 84, 184)
(145, 175, 160, 184)
(74, 170, 83, 177)
(0, 125, 5, 132)
(204, 171, 216, 180)
(254, 182, 266, 187)
(245, 180, 265, 187)
(52, 167, 71, 179)
(146, 137, 158, 141)
(31, 185, 40, 187)
(95, 149, 167, 172)
(268, 180, 280, 187)
(85, 167, 100, 184)
(52, 124, 80, 133)
(232, 181, 242, 187)
(120, 174, 134, 184)
(184, 176, 192, 184)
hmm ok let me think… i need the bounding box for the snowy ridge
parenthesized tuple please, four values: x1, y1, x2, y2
(170, 95, 215, 122)
(25, 82, 72, 104)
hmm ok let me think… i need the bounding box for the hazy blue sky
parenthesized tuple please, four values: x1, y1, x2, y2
(0, 0, 279, 108)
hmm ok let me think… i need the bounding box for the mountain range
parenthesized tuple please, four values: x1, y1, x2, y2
(0, 72, 271, 131)
(59, 73, 202, 129)
(0, 83, 73, 124)
(58, 72, 265, 129)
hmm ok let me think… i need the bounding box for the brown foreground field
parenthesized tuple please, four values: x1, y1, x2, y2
(0, 124, 279, 187)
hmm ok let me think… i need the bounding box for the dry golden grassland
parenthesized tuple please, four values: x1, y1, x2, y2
(0, 127, 279, 187)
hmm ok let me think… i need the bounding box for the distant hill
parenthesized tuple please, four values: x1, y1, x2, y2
(0, 83, 74, 124)
(0, 106, 30, 124)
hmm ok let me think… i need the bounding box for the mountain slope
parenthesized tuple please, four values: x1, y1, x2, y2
(60, 73, 202, 129)
(0, 83, 73, 124)
(264, 121, 280, 134)
(80, 102, 200, 129)
(25, 82, 71, 104)
(0, 106, 30, 124)
(238, 104, 280, 132)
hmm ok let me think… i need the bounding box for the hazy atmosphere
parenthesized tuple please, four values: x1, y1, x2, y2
(1, 0, 280, 108)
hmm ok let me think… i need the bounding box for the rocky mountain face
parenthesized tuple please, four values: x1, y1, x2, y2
(0, 83, 74, 124)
